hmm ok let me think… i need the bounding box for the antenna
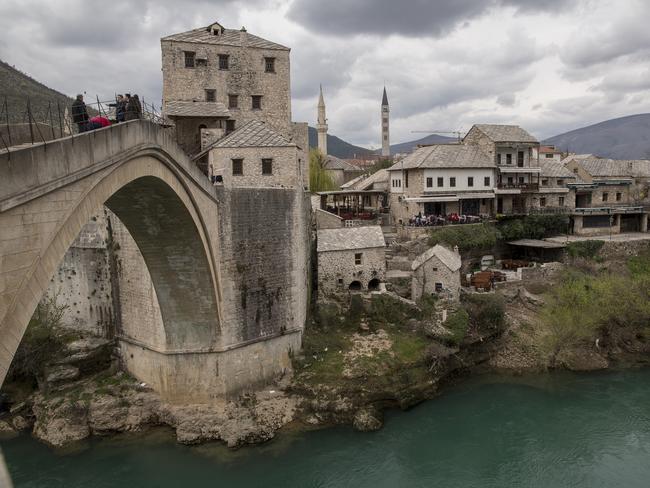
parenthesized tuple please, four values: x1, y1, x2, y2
(411, 130, 463, 143)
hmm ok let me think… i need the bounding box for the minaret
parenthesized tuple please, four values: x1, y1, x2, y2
(317, 85, 328, 156)
(381, 86, 390, 157)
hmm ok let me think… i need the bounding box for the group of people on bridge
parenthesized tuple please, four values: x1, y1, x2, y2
(71, 93, 142, 133)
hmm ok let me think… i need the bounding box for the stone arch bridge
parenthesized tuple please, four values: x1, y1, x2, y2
(0, 120, 308, 402)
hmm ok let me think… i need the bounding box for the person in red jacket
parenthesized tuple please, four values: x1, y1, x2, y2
(87, 115, 111, 130)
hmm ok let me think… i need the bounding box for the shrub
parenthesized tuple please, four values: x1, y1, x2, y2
(428, 224, 497, 252)
(8, 296, 67, 383)
(309, 148, 338, 192)
(497, 214, 569, 241)
(464, 294, 505, 333)
(444, 309, 470, 345)
(566, 240, 604, 259)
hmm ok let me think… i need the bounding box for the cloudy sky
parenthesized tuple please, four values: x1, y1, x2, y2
(1, 0, 649, 148)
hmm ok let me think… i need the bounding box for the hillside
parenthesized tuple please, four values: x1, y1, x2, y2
(390, 133, 456, 154)
(0, 59, 76, 124)
(307, 126, 374, 158)
(545, 114, 650, 159)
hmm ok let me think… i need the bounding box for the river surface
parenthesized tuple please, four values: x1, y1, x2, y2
(3, 369, 650, 487)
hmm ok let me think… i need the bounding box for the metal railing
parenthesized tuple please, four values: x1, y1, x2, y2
(573, 206, 644, 215)
(497, 183, 539, 191)
(0, 94, 171, 156)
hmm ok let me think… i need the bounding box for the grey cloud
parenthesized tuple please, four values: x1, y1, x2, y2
(288, 0, 578, 37)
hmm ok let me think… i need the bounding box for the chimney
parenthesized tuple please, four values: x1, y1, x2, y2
(240, 26, 247, 47)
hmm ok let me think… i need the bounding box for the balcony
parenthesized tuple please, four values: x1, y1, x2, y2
(497, 183, 539, 191)
(508, 206, 569, 216)
(573, 206, 644, 215)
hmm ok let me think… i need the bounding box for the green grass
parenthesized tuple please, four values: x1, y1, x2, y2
(566, 240, 605, 259)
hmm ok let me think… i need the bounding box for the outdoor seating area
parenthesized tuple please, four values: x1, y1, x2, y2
(325, 206, 377, 220)
(407, 213, 486, 227)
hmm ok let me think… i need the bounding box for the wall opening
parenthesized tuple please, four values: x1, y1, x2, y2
(348, 281, 362, 291)
(368, 278, 381, 291)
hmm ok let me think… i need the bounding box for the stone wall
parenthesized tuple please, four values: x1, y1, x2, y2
(42, 212, 114, 337)
(318, 247, 385, 296)
(315, 209, 343, 229)
(161, 38, 292, 138)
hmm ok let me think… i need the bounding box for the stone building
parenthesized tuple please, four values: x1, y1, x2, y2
(565, 157, 650, 235)
(317, 226, 386, 296)
(411, 244, 461, 301)
(317, 85, 328, 156)
(322, 155, 364, 187)
(161, 20, 293, 155)
(387, 144, 496, 224)
(532, 159, 576, 211)
(463, 124, 541, 214)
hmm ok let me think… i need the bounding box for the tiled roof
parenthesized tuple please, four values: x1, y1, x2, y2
(162, 26, 289, 51)
(539, 159, 576, 178)
(412, 245, 461, 272)
(539, 145, 562, 154)
(165, 100, 230, 118)
(317, 226, 385, 252)
(323, 155, 361, 171)
(560, 154, 594, 165)
(211, 120, 294, 148)
(387, 144, 494, 170)
(471, 124, 538, 143)
(357, 169, 389, 190)
(578, 158, 650, 178)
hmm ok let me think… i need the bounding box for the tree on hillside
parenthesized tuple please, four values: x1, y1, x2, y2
(309, 148, 339, 192)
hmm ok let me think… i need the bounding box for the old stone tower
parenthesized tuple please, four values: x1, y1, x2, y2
(381, 86, 390, 157)
(316, 85, 328, 155)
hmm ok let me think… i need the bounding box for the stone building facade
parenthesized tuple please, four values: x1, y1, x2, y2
(411, 244, 461, 301)
(161, 21, 292, 154)
(317, 226, 386, 296)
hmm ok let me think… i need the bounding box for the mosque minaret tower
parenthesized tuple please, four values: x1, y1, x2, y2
(317, 85, 328, 155)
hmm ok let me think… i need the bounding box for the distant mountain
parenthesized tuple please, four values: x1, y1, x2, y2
(390, 133, 456, 154)
(0, 59, 76, 124)
(308, 126, 374, 159)
(545, 114, 650, 160)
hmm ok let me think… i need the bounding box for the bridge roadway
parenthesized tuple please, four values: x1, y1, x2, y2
(0, 120, 306, 402)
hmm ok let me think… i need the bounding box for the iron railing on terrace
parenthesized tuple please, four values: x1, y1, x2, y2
(497, 182, 539, 191)
(572, 206, 645, 215)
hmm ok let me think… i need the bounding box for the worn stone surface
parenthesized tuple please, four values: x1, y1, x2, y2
(353, 406, 383, 432)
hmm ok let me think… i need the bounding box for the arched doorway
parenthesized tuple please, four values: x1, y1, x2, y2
(368, 278, 381, 291)
(349, 281, 362, 291)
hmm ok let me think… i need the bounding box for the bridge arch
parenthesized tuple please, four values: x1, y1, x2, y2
(0, 131, 222, 384)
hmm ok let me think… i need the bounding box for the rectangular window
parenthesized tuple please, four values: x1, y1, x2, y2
(354, 253, 362, 265)
(196, 58, 207, 67)
(602, 192, 608, 202)
(252, 95, 262, 110)
(426, 177, 433, 188)
(507, 176, 514, 185)
(450, 177, 456, 187)
(557, 179, 564, 186)
(559, 196, 565, 206)
(484, 176, 490, 187)
(437, 177, 444, 187)
(205, 89, 216, 102)
(541, 179, 548, 186)
(404, 171, 409, 188)
(226, 120, 235, 134)
(184, 51, 195, 68)
(232, 158, 243, 176)
(518, 176, 525, 184)
(616, 192, 622, 201)
(540, 197, 547, 207)
(545, 153, 554, 158)
(262, 158, 273, 175)
(517, 151, 524, 167)
(506, 154, 512, 165)
(497, 154, 502, 165)
(468, 177, 474, 187)
(228, 94, 238, 109)
(264, 57, 276, 73)
(218, 54, 229, 70)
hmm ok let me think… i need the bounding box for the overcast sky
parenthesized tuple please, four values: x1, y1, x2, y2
(1, 0, 649, 148)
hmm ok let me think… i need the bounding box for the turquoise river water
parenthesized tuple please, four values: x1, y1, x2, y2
(3, 369, 650, 487)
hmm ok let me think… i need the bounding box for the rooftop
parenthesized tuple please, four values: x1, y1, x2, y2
(469, 124, 538, 144)
(388, 144, 494, 171)
(317, 226, 386, 252)
(578, 158, 650, 178)
(164, 100, 230, 118)
(539, 159, 577, 178)
(411, 244, 461, 272)
(162, 23, 290, 51)
(210, 120, 295, 149)
(323, 155, 361, 171)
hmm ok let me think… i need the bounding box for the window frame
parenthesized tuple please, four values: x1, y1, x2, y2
(251, 95, 262, 110)
(467, 176, 474, 187)
(354, 253, 363, 265)
(205, 89, 216, 102)
(602, 192, 609, 202)
(218, 54, 230, 70)
(232, 158, 243, 176)
(264, 57, 276, 73)
(228, 94, 239, 109)
(437, 177, 444, 188)
(184, 51, 196, 68)
(426, 177, 433, 188)
(261, 158, 273, 175)
(484, 176, 490, 187)
(450, 177, 456, 188)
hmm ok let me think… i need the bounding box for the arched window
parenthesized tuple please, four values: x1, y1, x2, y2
(368, 278, 381, 291)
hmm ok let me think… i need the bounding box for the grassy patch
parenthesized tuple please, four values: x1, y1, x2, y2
(566, 240, 605, 259)
(428, 223, 497, 252)
(444, 309, 470, 346)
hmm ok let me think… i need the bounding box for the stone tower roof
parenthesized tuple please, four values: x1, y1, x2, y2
(382, 86, 388, 106)
(162, 23, 290, 51)
(317, 226, 385, 252)
(468, 124, 538, 143)
(388, 144, 494, 170)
